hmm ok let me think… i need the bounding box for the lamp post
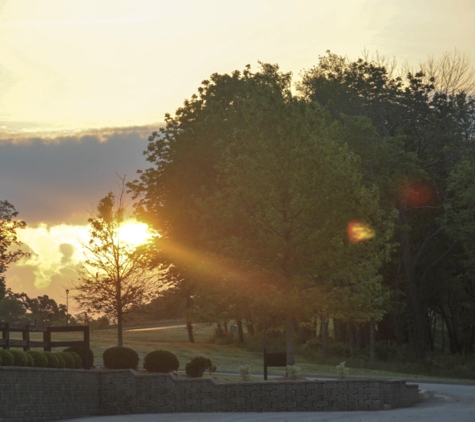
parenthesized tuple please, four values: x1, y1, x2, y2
(66, 289, 69, 326)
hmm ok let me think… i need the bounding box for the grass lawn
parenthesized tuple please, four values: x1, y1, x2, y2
(23, 321, 472, 384)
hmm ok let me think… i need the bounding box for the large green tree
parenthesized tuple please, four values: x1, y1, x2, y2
(299, 51, 475, 358)
(0, 200, 28, 300)
(198, 68, 392, 364)
(131, 63, 393, 363)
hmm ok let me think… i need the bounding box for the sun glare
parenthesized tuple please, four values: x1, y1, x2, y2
(117, 221, 154, 247)
(11, 220, 155, 290)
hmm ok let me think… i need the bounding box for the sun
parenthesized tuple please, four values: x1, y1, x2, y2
(117, 220, 155, 247)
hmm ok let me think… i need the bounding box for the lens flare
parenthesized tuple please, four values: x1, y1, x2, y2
(400, 183, 435, 207)
(347, 221, 375, 243)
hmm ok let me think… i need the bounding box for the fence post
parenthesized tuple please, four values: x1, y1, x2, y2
(22, 324, 30, 351)
(44, 328, 51, 352)
(84, 326, 91, 369)
(264, 347, 268, 380)
(2, 323, 9, 350)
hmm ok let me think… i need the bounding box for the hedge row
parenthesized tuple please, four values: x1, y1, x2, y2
(0, 349, 84, 369)
(102, 347, 215, 377)
(0, 346, 215, 377)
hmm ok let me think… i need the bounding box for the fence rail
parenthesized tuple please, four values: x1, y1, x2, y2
(0, 322, 91, 368)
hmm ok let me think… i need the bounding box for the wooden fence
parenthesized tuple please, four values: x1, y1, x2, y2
(0, 322, 91, 368)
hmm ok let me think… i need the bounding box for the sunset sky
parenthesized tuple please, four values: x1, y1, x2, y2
(1, 0, 474, 310)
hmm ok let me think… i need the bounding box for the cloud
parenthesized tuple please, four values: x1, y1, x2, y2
(59, 243, 75, 264)
(13, 224, 89, 289)
(0, 125, 158, 225)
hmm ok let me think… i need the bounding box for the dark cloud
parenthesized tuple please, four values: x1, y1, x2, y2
(0, 125, 159, 225)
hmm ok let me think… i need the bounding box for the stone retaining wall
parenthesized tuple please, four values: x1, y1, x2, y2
(0, 367, 100, 422)
(0, 367, 421, 422)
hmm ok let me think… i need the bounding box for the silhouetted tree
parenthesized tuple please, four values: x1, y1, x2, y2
(74, 179, 162, 346)
(0, 201, 28, 300)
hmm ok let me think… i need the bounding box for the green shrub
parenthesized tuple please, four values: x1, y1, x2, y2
(185, 356, 216, 378)
(26, 350, 48, 368)
(55, 352, 66, 368)
(336, 361, 350, 379)
(59, 352, 75, 368)
(65, 351, 82, 369)
(103, 347, 139, 370)
(9, 350, 28, 367)
(25, 352, 34, 367)
(0, 356, 2, 365)
(0, 350, 14, 366)
(43, 351, 59, 368)
(63, 346, 94, 368)
(239, 364, 251, 381)
(143, 350, 179, 373)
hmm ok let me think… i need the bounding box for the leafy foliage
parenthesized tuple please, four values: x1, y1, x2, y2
(65, 351, 82, 369)
(43, 351, 59, 368)
(74, 178, 161, 346)
(26, 351, 47, 368)
(9, 350, 28, 367)
(143, 350, 179, 373)
(103, 346, 139, 370)
(0, 350, 14, 366)
(185, 356, 215, 378)
(59, 352, 75, 369)
(64, 346, 94, 368)
(55, 353, 65, 369)
(0, 201, 28, 300)
(239, 365, 251, 381)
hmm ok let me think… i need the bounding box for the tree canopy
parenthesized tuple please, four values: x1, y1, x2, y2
(130, 62, 395, 362)
(0, 200, 28, 300)
(74, 180, 162, 346)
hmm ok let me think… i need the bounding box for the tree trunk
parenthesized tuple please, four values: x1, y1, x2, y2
(334, 318, 346, 343)
(117, 312, 123, 347)
(347, 321, 356, 359)
(246, 317, 255, 336)
(186, 320, 195, 343)
(321, 316, 328, 363)
(369, 318, 375, 362)
(440, 307, 461, 353)
(441, 314, 445, 353)
(236, 319, 245, 344)
(185, 295, 194, 343)
(398, 202, 429, 359)
(355, 323, 363, 351)
(223, 321, 228, 333)
(286, 316, 295, 366)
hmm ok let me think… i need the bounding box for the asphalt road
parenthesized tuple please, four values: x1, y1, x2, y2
(62, 380, 475, 422)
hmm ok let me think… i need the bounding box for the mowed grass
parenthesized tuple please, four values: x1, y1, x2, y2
(37, 322, 475, 383)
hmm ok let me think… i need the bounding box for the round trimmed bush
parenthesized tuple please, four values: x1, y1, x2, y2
(143, 350, 179, 373)
(65, 351, 82, 369)
(44, 351, 59, 368)
(55, 352, 66, 368)
(25, 352, 34, 367)
(0, 350, 14, 366)
(9, 350, 28, 367)
(26, 350, 48, 368)
(185, 356, 215, 378)
(64, 346, 94, 368)
(103, 347, 139, 370)
(59, 352, 75, 368)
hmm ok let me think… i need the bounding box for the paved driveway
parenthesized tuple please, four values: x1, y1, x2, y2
(61, 381, 475, 422)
